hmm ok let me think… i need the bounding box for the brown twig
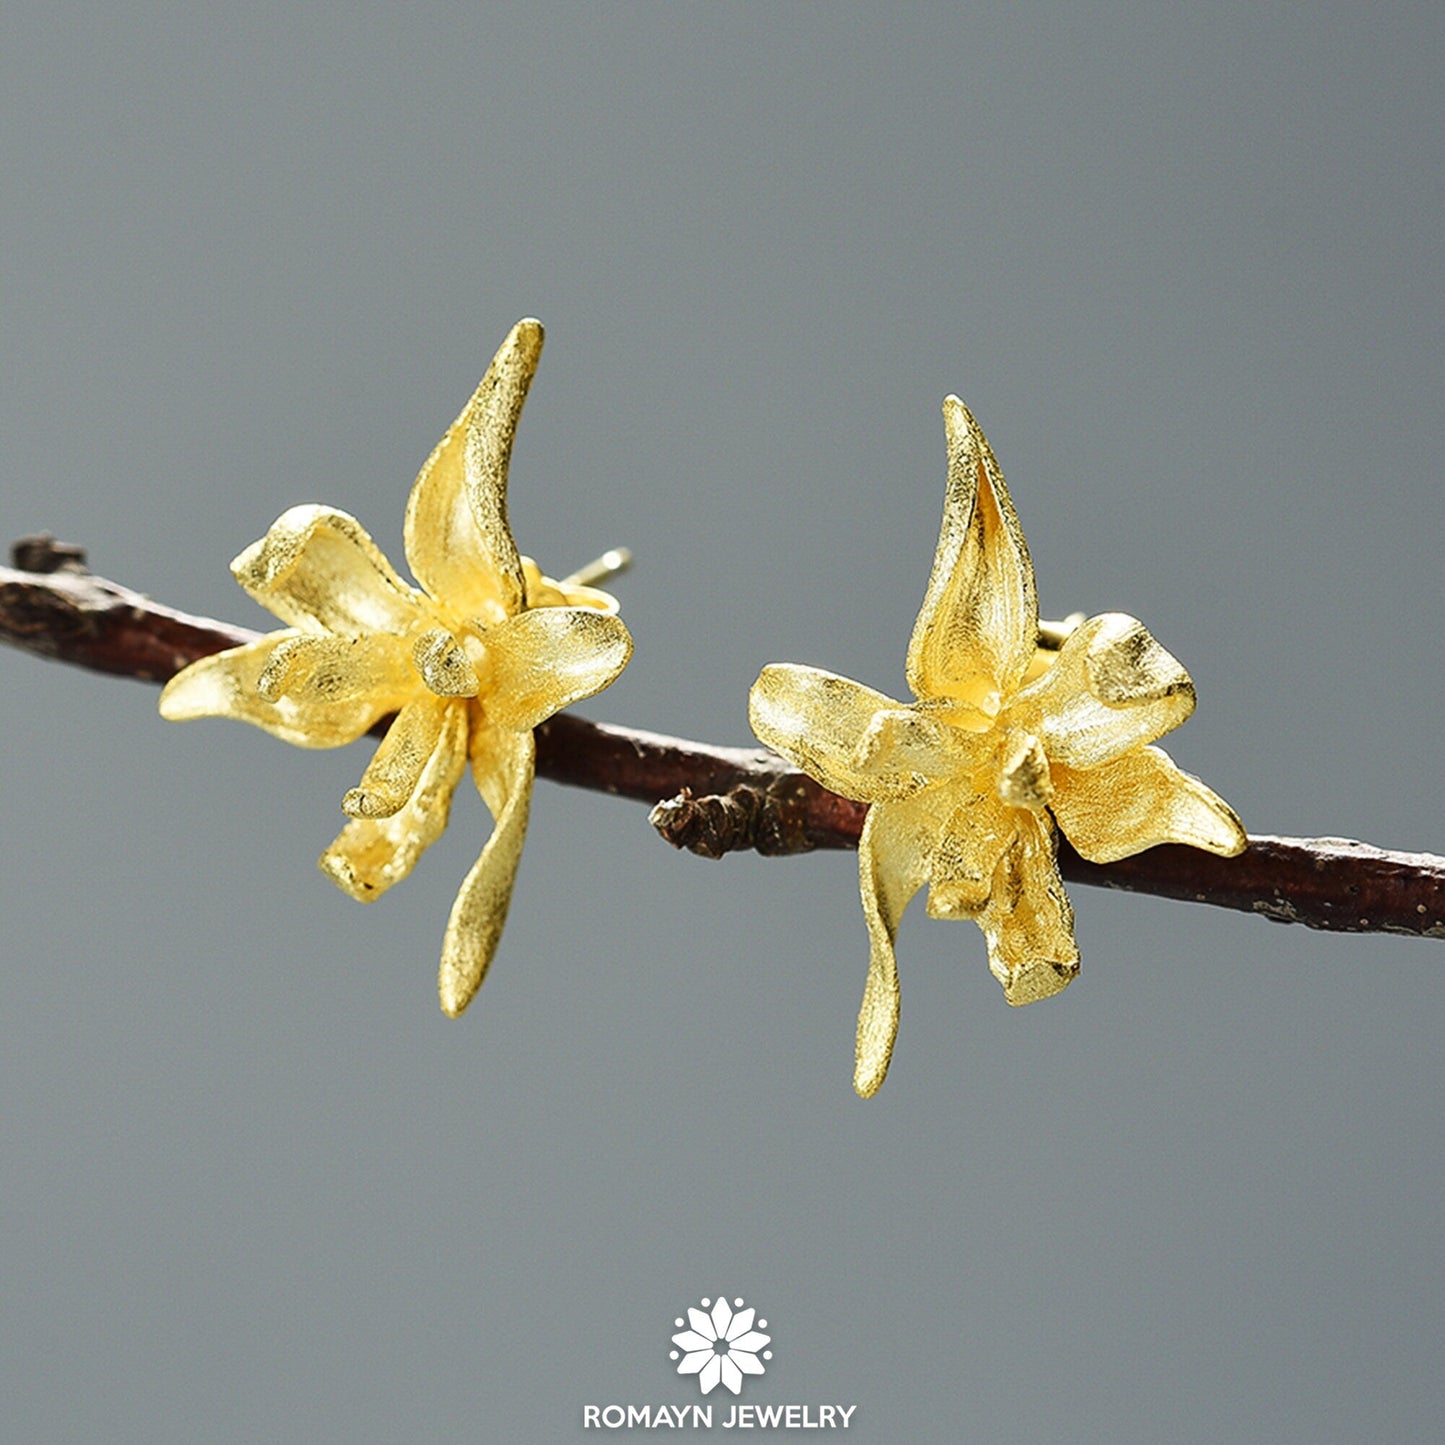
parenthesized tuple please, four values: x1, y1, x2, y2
(3, 536, 1442, 941)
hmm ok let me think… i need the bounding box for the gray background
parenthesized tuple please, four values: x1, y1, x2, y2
(3, 5, 1441, 1441)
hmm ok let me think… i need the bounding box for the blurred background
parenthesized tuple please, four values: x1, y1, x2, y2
(3, 5, 1440, 1440)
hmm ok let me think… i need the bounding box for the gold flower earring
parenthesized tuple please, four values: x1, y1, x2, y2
(749, 395, 1244, 1097)
(161, 320, 633, 1015)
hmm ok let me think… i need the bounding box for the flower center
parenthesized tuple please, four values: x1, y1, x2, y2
(411, 626, 483, 697)
(995, 729, 1053, 811)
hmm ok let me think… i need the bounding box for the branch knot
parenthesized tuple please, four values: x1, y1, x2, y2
(649, 784, 816, 858)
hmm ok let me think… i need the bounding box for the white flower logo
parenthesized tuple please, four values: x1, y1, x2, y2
(669, 1295, 772, 1395)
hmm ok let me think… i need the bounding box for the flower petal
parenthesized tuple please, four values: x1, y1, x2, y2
(1011, 612, 1196, 768)
(725, 1307, 756, 1340)
(728, 1332, 769, 1354)
(229, 504, 425, 637)
(255, 633, 416, 713)
(925, 788, 1017, 920)
(719, 1355, 743, 1395)
(675, 1351, 713, 1376)
(709, 1297, 734, 1339)
(732, 1351, 766, 1376)
(480, 606, 634, 732)
(404, 320, 540, 623)
(318, 703, 469, 900)
(342, 697, 451, 820)
(672, 1331, 714, 1353)
(977, 811, 1080, 1005)
(1051, 747, 1247, 863)
(906, 396, 1038, 710)
(855, 794, 938, 1097)
(159, 633, 398, 747)
(699, 1356, 722, 1395)
(750, 665, 947, 803)
(852, 705, 982, 780)
(435, 724, 535, 1016)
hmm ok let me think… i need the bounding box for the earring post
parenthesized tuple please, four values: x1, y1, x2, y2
(562, 547, 633, 590)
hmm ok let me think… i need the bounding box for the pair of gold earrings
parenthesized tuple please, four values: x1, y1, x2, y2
(161, 319, 1244, 1096)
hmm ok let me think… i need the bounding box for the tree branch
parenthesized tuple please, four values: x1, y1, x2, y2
(3, 535, 1442, 942)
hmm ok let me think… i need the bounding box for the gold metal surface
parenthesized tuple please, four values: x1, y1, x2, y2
(749, 395, 1245, 1096)
(161, 320, 633, 1015)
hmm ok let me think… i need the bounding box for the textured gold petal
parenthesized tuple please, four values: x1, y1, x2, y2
(749, 665, 942, 804)
(1051, 747, 1247, 863)
(855, 795, 938, 1097)
(436, 723, 536, 1016)
(905, 396, 1038, 710)
(318, 702, 470, 900)
(254, 633, 417, 714)
(403, 320, 540, 623)
(342, 697, 450, 819)
(1010, 612, 1196, 768)
(977, 810, 1080, 1005)
(925, 788, 1017, 920)
(230, 504, 425, 637)
(851, 706, 979, 781)
(481, 606, 634, 733)
(159, 633, 396, 747)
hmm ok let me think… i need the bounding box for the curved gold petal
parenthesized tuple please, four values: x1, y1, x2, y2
(343, 697, 451, 819)
(1010, 612, 1196, 769)
(318, 702, 470, 900)
(977, 811, 1079, 1006)
(403, 320, 541, 623)
(480, 606, 634, 733)
(159, 633, 395, 747)
(255, 632, 417, 716)
(437, 724, 536, 1017)
(749, 665, 942, 804)
(230, 504, 425, 637)
(1051, 747, 1247, 863)
(852, 705, 980, 782)
(925, 787, 1016, 920)
(905, 396, 1038, 710)
(855, 795, 937, 1097)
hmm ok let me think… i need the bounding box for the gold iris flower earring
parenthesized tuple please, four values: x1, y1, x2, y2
(160, 320, 632, 1015)
(749, 396, 1245, 1096)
